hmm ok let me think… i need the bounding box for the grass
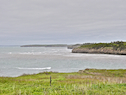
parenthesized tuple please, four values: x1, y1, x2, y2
(0, 69, 126, 95)
(79, 41, 126, 51)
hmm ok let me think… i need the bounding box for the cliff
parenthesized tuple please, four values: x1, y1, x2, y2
(72, 48, 126, 55)
(72, 41, 126, 55)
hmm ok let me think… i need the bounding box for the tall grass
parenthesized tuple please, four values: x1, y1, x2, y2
(0, 70, 126, 95)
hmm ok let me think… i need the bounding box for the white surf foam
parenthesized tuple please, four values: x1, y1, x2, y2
(16, 67, 51, 70)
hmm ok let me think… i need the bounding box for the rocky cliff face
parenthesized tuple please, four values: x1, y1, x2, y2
(72, 48, 126, 55)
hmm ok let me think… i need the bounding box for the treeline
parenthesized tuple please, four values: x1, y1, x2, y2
(80, 41, 126, 51)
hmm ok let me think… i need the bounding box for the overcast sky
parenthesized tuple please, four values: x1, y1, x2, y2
(0, 0, 126, 45)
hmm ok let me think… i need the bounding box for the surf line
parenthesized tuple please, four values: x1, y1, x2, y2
(16, 67, 51, 70)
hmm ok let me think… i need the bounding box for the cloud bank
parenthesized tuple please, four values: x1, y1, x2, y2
(0, 0, 126, 45)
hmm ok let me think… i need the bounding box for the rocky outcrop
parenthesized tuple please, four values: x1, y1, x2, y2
(72, 48, 126, 55)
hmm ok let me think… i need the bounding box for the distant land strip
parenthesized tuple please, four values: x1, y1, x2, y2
(20, 44, 68, 47)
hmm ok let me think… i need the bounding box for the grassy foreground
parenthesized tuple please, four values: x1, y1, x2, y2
(0, 69, 126, 95)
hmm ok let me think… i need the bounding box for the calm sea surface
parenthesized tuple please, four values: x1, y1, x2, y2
(0, 46, 126, 77)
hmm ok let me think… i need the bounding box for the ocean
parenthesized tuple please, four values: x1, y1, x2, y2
(0, 46, 126, 77)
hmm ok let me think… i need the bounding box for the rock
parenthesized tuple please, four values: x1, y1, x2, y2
(72, 48, 126, 55)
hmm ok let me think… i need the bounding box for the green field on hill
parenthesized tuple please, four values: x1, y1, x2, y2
(80, 41, 126, 51)
(0, 69, 126, 95)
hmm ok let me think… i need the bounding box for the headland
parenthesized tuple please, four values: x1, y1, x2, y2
(72, 41, 126, 55)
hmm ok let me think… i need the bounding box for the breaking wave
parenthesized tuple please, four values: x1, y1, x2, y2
(16, 67, 51, 70)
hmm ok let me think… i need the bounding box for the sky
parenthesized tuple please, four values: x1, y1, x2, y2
(0, 0, 126, 45)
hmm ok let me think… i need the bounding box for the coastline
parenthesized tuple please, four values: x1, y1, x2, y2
(72, 48, 126, 55)
(1, 68, 126, 78)
(20, 44, 67, 47)
(72, 41, 126, 55)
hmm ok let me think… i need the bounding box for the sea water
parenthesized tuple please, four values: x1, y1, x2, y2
(0, 46, 126, 77)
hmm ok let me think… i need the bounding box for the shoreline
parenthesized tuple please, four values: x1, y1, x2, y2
(72, 48, 126, 55)
(72, 41, 126, 55)
(1, 68, 126, 78)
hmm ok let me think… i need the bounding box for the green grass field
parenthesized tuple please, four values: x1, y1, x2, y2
(80, 41, 126, 51)
(0, 69, 126, 95)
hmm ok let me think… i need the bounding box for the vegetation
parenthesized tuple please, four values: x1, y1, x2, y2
(80, 41, 126, 51)
(0, 69, 126, 95)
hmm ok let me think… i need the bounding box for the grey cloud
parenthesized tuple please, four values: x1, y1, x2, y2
(0, 0, 126, 45)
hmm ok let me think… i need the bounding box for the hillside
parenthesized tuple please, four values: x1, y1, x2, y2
(0, 69, 126, 94)
(72, 41, 126, 55)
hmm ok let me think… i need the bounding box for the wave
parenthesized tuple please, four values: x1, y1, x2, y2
(19, 52, 42, 55)
(64, 53, 126, 58)
(16, 67, 51, 70)
(8, 52, 12, 54)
